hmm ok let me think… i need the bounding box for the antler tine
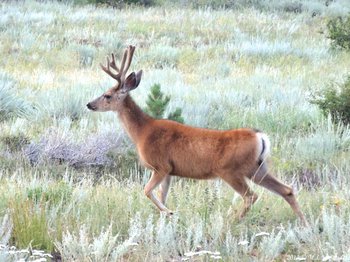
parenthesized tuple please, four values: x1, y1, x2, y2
(100, 56, 121, 83)
(118, 48, 128, 79)
(109, 53, 119, 72)
(100, 46, 136, 84)
(122, 45, 135, 78)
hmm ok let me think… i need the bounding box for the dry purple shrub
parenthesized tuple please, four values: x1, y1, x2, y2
(25, 129, 127, 167)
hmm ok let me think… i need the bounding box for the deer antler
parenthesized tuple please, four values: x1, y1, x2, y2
(100, 45, 136, 85)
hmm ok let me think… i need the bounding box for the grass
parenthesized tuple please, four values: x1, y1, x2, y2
(0, 0, 350, 260)
(0, 169, 350, 261)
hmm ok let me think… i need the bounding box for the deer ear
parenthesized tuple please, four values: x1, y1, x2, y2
(123, 70, 143, 92)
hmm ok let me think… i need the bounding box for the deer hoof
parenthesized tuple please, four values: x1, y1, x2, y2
(164, 210, 174, 217)
(237, 211, 248, 222)
(160, 209, 174, 217)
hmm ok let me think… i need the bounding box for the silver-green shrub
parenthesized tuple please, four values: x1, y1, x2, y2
(0, 73, 30, 122)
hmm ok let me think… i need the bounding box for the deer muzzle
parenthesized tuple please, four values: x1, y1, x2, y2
(86, 102, 97, 111)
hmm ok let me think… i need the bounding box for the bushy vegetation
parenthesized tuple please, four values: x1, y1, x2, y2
(327, 14, 350, 50)
(76, 0, 156, 8)
(0, 74, 30, 122)
(0, 0, 350, 260)
(25, 129, 126, 168)
(0, 171, 350, 261)
(74, 0, 350, 15)
(0, 133, 29, 152)
(36, 88, 88, 122)
(312, 76, 350, 125)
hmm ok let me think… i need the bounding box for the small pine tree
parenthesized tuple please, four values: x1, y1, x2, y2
(145, 83, 184, 123)
(167, 108, 184, 124)
(145, 84, 170, 119)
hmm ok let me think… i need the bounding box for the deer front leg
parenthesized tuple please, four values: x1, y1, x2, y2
(144, 171, 173, 215)
(159, 175, 171, 204)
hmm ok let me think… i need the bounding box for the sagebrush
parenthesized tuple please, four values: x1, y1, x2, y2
(312, 76, 350, 125)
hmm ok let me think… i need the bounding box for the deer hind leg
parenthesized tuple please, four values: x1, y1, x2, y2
(251, 164, 307, 225)
(144, 171, 173, 215)
(219, 172, 258, 220)
(158, 175, 171, 204)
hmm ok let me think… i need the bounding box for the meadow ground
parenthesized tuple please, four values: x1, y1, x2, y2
(1, 0, 350, 261)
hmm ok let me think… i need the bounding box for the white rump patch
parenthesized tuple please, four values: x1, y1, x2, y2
(256, 132, 271, 163)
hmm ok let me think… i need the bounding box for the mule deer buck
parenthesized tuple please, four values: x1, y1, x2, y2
(87, 45, 307, 225)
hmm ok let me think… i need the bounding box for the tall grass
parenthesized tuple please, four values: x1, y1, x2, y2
(0, 170, 349, 260)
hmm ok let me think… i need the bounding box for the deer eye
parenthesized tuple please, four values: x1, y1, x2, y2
(104, 95, 112, 99)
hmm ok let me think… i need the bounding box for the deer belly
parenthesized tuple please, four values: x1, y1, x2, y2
(137, 141, 218, 179)
(170, 157, 216, 179)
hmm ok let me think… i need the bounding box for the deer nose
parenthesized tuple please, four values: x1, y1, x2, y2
(86, 103, 95, 110)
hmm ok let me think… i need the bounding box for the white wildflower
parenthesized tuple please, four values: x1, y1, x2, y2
(322, 256, 332, 261)
(238, 240, 249, 245)
(255, 232, 270, 237)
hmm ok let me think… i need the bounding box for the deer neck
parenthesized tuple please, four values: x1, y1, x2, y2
(116, 94, 152, 143)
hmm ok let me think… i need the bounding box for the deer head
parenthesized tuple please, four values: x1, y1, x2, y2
(86, 45, 142, 112)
